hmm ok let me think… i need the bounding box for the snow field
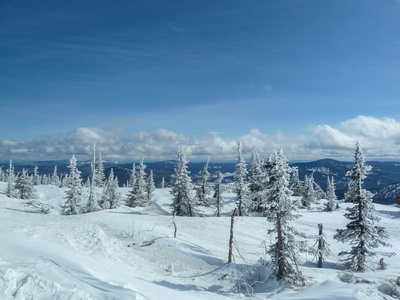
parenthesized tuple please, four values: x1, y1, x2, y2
(0, 182, 399, 299)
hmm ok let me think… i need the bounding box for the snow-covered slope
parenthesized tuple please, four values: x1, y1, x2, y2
(0, 183, 399, 299)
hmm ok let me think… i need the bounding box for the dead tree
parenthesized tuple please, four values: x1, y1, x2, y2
(228, 208, 237, 263)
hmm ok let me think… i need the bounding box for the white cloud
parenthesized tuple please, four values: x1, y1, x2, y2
(311, 125, 355, 150)
(310, 116, 400, 158)
(1, 116, 400, 161)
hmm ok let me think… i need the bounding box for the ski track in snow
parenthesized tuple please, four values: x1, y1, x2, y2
(0, 183, 399, 299)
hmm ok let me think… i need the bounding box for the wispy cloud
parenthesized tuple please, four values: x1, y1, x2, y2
(1, 116, 400, 161)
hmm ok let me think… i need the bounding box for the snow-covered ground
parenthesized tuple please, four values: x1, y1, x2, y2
(0, 183, 399, 299)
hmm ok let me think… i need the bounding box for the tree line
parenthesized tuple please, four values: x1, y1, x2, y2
(2, 140, 392, 285)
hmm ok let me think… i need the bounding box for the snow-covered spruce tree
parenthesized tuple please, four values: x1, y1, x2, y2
(334, 141, 390, 272)
(109, 174, 120, 209)
(33, 166, 41, 185)
(61, 174, 69, 188)
(234, 140, 248, 216)
(213, 170, 224, 217)
(86, 179, 100, 213)
(263, 147, 305, 285)
(84, 177, 91, 187)
(6, 160, 17, 198)
(195, 158, 211, 207)
(289, 166, 303, 197)
(0, 167, 5, 182)
(101, 168, 121, 209)
(325, 176, 338, 211)
(62, 155, 83, 215)
(170, 150, 194, 216)
(301, 174, 316, 209)
(15, 169, 36, 199)
(313, 180, 326, 201)
(249, 151, 266, 213)
(161, 177, 165, 189)
(146, 170, 155, 202)
(50, 166, 61, 187)
(93, 153, 106, 187)
(312, 224, 331, 268)
(128, 163, 136, 188)
(41, 174, 49, 185)
(126, 159, 148, 207)
(86, 152, 101, 213)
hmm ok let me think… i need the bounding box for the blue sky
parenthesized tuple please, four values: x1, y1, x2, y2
(1, 1, 400, 161)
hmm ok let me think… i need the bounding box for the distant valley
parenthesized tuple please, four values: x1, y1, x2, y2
(2, 158, 400, 205)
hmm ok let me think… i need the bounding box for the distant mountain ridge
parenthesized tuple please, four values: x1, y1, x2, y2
(2, 158, 399, 205)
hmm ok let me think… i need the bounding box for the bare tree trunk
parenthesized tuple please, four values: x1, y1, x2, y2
(173, 216, 177, 238)
(318, 223, 323, 268)
(277, 217, 284, 279)
(228, 208, 237, 263)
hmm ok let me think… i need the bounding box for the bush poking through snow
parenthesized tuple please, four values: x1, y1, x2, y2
(379, 281, 400, 299)
(26, 200, 53, 214)
(338, 272, 356, 284)
(338, 272, 372, 284)
(379, 258, 387, 270)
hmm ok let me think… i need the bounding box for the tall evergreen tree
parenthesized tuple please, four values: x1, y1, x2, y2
(314, 180, 326, 201)
(101, 168, 121, 209)
(301, 174, 317, 209)
(146, 170, 155, 202)
(170, 150, 194, 216)
(128, 163, 136, 188)
(86, 149, 100, 213)
(249, 151, 266, 213)
(0, 166, 5, 182)
(62, 155, 82, 215)
(50, 166, 61, 187)
(93, 153, 106, 187)
(290, 166, 303, 197)
(263, 148, 305, 284)
(6, 160, 17, 198)
(325, 176, 338, 211)
(15, 169, 36, 199)
(61, 174, 69, 187)
(213, 171, 224, 217)
(6, 161, 15, 197)
(161, 177, 165, 189)
(301, 175, 312, 208)
(86, 179, 100, 213)
(33, 166, 41, 186)
(334, 141, 390, 272)
(234, 140, 248, 216)
(109, 174, 120, 209)
(84, 177, 91, 187)
(195, 158, 211, 207)
(61, 174, 69, 188)
(41, 174, 49, 185)
(126, 159, 147, 207)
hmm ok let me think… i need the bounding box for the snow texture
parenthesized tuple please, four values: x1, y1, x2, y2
(0, 180, 398, 299)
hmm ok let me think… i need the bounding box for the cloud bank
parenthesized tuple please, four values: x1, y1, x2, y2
(2, 116, 400, 162)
